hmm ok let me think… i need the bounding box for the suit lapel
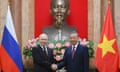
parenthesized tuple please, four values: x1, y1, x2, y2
(38, 45, 48, 58)
(69, 46, 73, 59)
(47, 47, 51, 59)
(38, 45, 43, 53)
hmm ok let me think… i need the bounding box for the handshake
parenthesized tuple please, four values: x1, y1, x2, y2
(51, 64, 58, 71)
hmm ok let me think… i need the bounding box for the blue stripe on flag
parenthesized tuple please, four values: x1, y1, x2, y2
(2, 27, 23, 72)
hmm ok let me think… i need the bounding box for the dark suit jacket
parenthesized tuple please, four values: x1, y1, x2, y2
(58, 44, 89, 72)
(32, 45, 55, 72)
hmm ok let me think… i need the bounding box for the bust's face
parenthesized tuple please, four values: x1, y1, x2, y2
(51, 0, 69, 26)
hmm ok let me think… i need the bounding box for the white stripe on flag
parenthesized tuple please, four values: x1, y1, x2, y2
(5, 6, 18, 43)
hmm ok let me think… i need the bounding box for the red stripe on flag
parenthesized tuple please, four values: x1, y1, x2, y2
(0, 48, 2, 72)
(0, 45, 20, 72)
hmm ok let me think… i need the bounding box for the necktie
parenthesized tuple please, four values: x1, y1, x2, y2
(43, 46, 48, 60)
(72, 46, 75, 58)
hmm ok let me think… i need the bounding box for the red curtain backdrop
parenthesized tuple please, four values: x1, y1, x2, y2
(35, 0, 88, 38)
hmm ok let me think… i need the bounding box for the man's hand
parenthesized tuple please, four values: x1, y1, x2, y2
(51, 64, 58, 71)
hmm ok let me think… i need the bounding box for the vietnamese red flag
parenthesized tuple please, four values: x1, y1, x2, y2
(95, 4, 119, 72)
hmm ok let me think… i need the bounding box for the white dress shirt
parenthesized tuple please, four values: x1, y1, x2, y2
(41, 46, 48, 55)
(72, 42, 79, 51)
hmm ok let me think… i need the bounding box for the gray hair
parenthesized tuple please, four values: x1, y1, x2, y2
(39, 33, 48, 40)
(70, 32, 79, 38)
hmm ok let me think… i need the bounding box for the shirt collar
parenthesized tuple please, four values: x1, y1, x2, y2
(40, 45, 47, 49)
(72, 42, 79, 48)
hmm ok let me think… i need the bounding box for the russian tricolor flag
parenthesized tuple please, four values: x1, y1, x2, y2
(0, 6, 23, 72)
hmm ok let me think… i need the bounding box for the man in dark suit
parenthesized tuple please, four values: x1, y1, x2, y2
(52, 32, 89, 72)
(32, 33, 56, 72)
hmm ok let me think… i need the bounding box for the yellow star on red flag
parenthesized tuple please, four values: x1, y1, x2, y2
(98, 34, 116, 57)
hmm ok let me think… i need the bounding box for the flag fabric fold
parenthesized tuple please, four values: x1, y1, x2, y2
(95, 4, 119, 72)
(0, 6, 23, 72)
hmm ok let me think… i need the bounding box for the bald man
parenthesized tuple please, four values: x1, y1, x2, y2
(32, 33, 56, 72)
(54, 33, 89, 72)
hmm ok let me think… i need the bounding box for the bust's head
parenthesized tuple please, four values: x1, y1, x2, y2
(50, 0, 70, 29)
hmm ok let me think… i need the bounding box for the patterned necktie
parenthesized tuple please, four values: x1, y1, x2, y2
(72, 46, 75, 58)
(43, 46, 48, 60)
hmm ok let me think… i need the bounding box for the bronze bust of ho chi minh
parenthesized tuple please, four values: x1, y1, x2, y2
(43, 0, 76, 41)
